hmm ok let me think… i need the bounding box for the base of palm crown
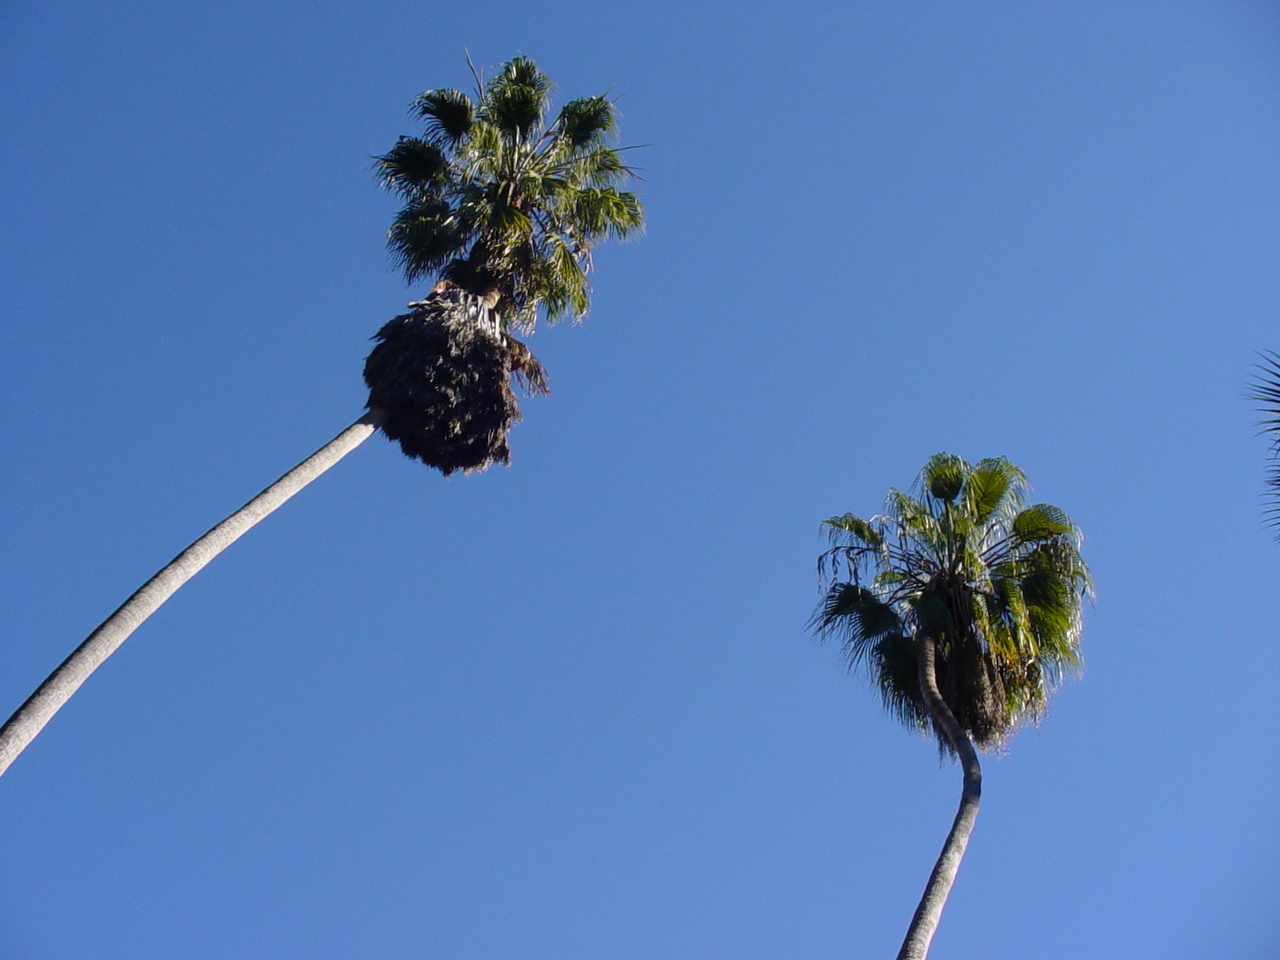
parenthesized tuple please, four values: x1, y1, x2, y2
(364, 281, 549, 476)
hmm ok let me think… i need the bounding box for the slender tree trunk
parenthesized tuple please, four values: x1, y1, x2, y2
(896, 633, 983, 960)
(0, 411, 382, 780)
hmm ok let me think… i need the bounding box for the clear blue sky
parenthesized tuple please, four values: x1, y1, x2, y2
(3, 1, 1279, 957)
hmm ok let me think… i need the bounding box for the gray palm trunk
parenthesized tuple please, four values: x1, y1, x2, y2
(896, 633, 983, 960)
(0, 412, 381, 779)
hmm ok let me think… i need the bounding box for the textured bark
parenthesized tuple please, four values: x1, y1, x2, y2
(896, 633, 983, 960)
(0, 413, 379, 779)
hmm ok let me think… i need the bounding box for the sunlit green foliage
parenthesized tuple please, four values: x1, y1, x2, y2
(376, 57, 644, 330)
(812, 454, 1092, 753)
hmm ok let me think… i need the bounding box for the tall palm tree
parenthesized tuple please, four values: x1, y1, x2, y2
(0, 56, 643, 780)
(811, 453, 1091, 960)
(367, 54, 642, 473)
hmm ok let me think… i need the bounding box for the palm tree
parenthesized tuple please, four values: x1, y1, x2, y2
(1251, 351, 1280, 534)
(810, 453, 1091, 960)
(0, 56, 643, 780)
(367, 54, 642, 473)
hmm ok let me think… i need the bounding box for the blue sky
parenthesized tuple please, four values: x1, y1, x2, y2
(3, 1, 1280, 957)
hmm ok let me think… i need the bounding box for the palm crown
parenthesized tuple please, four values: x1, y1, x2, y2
(812, 454, 1092, 751)
(375, 56, 643, 330)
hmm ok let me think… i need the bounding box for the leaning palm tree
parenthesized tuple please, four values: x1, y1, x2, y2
(368, 54, 642, 473)
(0, 56, 642, 779)
(811, 453, 1091, 960)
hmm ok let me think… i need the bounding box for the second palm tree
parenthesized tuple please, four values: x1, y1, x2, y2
(811, 453, 1091, 960)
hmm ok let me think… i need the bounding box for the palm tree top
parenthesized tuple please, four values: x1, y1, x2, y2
(812, 453, 1092, 752)
(375, 56, 644, 331)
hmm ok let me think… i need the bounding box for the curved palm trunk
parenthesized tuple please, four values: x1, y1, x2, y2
(0, 412, 381, 780)
(896, 633, 983, 960)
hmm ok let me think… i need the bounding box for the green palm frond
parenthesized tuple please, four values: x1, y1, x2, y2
(387, 200, 469, 284)
(381, 56, 644, 329)
(872, 632, 931, 731)
(810, 582, 903, 664)
(555, 95, 617, 147)
(375, 137, 451, 199)
(822, 513, 885, 550)
(962, 458, 1025, 525)
(566, 187, 644, 240)
(411, 89, 475, 146)
(923, 452, 965, 502)
(482, 57, 552, 142)
(810, 583, 926, 730)
(812, 453, 1091, 754)
(1011, 504, 1075, 542)
(1251, 351, 1280, 535)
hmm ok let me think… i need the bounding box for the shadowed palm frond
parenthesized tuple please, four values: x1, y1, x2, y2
(411, 89, 475, 145)
(556, 95, 617, 147)
(483, 57, 552, 139)
(386, 200, 469, 284)
(1250, 351, 1280, 535)
(374, 137, 451, 199)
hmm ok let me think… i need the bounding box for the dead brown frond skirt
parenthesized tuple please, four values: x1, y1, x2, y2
(363, 288, 526, 476)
